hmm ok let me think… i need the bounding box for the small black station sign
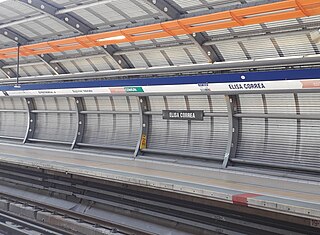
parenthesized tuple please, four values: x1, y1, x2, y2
(162, 110, 204, 121)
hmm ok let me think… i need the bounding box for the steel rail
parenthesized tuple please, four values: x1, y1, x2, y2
(0, 211, 70, 235)
(0, 186, 152, 234)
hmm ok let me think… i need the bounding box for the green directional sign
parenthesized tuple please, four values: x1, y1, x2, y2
(124, 87, 144, 93)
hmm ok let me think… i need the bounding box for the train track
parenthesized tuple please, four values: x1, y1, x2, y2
(0, 210, 71, 235)
(0, 161, 318, 235)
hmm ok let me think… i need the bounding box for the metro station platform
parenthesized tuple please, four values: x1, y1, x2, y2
(0, 142, 319, 230)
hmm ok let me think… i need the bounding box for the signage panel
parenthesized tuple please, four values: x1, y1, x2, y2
(162, 110, 204, 121)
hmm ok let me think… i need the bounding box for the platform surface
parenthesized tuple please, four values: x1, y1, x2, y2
(0, 142, 319, 226)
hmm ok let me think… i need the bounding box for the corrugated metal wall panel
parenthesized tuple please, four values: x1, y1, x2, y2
(81, 96, 140, 148)
(0, 91, 319, 170)
(298, 120, 320, 168)
(84, 96, 112, 111)
(82, 114, 140, 148)
(34, 97, 76, 111)
(113, 96, 139, 111)
(0, 112, 27, 138)
(298, 93, 320, 114)
(264, 93, 296, 114)
(148, 115, 228, 159)
(236, 118, 298, 163)
(147, 95, 228, 159)
(33, 113, 76, 142)
(239, 94, 264, 113)
(235, 92, 320, 169)
(0, 98, 27, 138)
(0, 98, 26, 110)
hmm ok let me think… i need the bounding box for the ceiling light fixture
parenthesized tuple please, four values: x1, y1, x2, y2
(97, 35, 126, 42)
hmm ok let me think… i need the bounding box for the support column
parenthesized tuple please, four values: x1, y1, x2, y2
(71, 97, 85, 149)
(222, 95, 239, 168)
(23, 98, 36, 144)
(134, 96, 149, 158)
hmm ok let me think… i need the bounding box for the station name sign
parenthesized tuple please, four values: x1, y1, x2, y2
(162, 110, 204, 121)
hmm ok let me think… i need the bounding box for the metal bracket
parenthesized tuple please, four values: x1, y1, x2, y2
(23, 98, 36, 144)
(222, 95, 239, 168)
(134, 96, 150, 158)
(71, 97, 85, 149)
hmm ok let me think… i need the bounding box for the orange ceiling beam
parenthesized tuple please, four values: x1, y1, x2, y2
(0, 0, 319, 60)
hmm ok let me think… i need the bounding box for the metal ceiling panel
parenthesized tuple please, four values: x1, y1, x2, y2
(36, 17, 71, 34)
(154, 36, 180, 43)
(75, 8, 115, 26)
(264, 19, 300, 28)
(70, 0, 164, 30)
(33, 64, 56, 76)
(206, 28, 232, 36)
(11, 17, 71, 39)
(59, 61, 81, 73)
(0, 1, 38, 23)
(214, 41, 247, 61)
(111, 0, 150, 18)
(16, 67, 28, 77)
(142, 50, 170, 67)
(242, 38, 279, 59)
(275, 34, 315, 57)
(164, 47, 192, 65)
(20, 65, 43, 77)
(232, 24, 263, 33)
(72, 59, 96, 72)
(86, 57, 113, 71)
(300, 15, 320, 24)
(132, 40, 154, 46)
(0, 35, 15, 47)
(126, 53, 148, 68)
(185, 46, 209, 64)
(0, 0, 318, 78)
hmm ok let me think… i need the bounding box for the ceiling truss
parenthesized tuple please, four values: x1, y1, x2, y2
(0, 26, 67, 77)
(145, 0, 224, 62)
(18, 0, 133, 69)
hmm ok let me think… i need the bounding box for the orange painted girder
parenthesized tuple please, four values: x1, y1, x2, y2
(0, 0, 319, 60)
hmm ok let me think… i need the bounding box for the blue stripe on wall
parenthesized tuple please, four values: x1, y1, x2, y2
(1, 68, 319, 91)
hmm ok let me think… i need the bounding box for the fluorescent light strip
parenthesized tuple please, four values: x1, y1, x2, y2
(97, 35, 126, 42)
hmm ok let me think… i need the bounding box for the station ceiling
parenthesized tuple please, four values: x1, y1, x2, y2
(0, 0, 319, 79)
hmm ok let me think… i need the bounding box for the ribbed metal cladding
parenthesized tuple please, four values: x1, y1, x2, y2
(32, 97, 77, 143)
(147, 95, 229, 159)
(295, 93, 320, 168)
(33, 97, 76, 111)
(33, 113, 76, 143)
(237, 118, 298, 162)
(0, 98, 27, 138)
(236, 93, 320, 169)
(81, 96, 140, 149)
